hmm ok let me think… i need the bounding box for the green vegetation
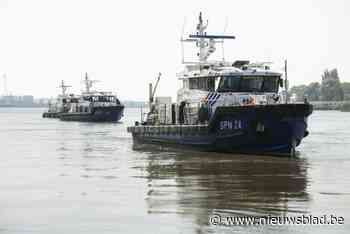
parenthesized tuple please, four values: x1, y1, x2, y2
(341, 103, 350, 112)
(341, 82, 350, 100)
(321, 69, 344, 101)
(290, 68, 349, 102)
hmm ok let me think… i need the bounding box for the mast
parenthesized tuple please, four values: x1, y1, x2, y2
(83, 72, 98, 93)
(196, 12, 208, 62)
(84, 72, 91, 93)
(59, 80, 71, 96)
(181, 12, 235, 65)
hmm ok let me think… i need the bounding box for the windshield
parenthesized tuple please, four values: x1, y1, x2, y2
(83, 96, 117, 102)
(217, 75, 280, 93)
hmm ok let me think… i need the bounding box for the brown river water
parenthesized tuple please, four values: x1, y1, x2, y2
(0, 108, 349, 233)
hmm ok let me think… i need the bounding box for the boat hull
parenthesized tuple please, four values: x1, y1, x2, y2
(59, 105, 124, 122)
(42, 112, 63, 118)
(128, 104, 313, 156)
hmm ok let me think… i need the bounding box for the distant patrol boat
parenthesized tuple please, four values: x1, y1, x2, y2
(42, 80, 74, 118)
(127, 13, 313, 156)
(58, 73, 124, 122)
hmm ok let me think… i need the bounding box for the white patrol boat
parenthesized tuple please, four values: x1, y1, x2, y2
(42, 80, 75, 118)
(58, 73, 124, 122)
(127, 13, 313, 156)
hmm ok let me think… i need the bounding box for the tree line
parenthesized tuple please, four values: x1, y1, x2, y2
(290, 68, 350, 102)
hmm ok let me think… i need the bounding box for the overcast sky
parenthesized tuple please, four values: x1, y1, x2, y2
(0, 0, 349, 100)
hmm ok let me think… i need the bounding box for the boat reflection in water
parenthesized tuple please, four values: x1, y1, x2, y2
(133, 144, 309, 229)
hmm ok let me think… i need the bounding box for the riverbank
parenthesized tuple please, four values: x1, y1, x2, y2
(310, 101, 350, 111)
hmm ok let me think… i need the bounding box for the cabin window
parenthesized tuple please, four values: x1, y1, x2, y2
(217, 75, 280, 93)
(261, 77, 279, 92)
(109, 96, 116, 102)
(217, 76, 241, 92)
(183, 80, 189, 89)
(198, 78, 206, 90)
(188, 77, 217, 91)
(88, 96, 116, 103)
(189, 78, 199, 89)
(240, 76, 264, 92)
(207, 78, 216, 92)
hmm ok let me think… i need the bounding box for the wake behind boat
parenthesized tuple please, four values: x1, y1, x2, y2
(127, 13, 313, 156)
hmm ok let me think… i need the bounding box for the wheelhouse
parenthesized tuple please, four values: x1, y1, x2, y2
(217, 75, 282, 93)
(82, 95, 121, 104)
(183, 76, 217, 91)
(182, 74, 282, 93)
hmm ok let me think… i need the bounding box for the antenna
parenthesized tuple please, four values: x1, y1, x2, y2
(181, 17, 187, 64)
(181, 12, 235, 64)
(85, 72, 90, 93)
(59, 80, 71, 96)
(221, 16, 228, 61)
(83, 72, 98, 93)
